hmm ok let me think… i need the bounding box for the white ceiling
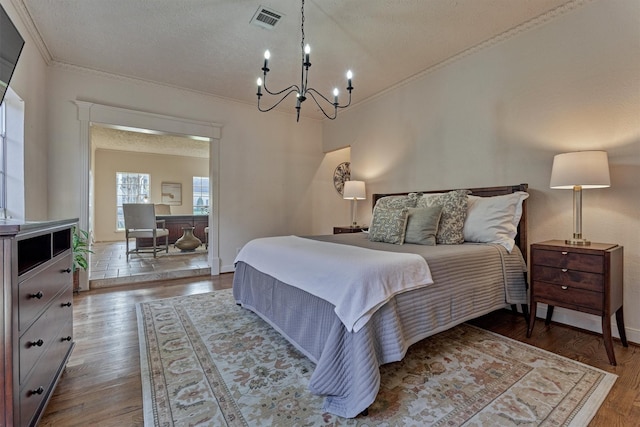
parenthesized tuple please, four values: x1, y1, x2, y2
(15, 0, 576, 120)
(91, 125, 210, 158)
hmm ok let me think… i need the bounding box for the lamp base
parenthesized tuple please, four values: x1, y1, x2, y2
(565, 237, 591, 246)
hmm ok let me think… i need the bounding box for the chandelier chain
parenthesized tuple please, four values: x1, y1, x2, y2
(300, 0, 305, 60)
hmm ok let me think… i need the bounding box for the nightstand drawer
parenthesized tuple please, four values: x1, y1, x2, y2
(533, 281, 603, 313)
(532, 249, 603, 273)
(333, 226, 366, 234)
(533, 265, 603, 292)
(528, 240, 626, 366)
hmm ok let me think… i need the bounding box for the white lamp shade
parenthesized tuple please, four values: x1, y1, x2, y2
(343, 180, 366, 200)
(550, 151, 610, 189)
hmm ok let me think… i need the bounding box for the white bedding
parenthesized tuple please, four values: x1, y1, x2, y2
(235, 235, 434, 332)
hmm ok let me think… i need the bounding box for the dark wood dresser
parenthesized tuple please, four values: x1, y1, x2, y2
(527, 239, 627, 365)
(1, 219, 76, 426)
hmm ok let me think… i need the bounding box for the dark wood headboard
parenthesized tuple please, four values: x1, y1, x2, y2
(372, 184, 528, 260)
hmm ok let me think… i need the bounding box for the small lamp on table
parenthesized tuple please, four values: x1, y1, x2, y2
(343, 180, 366, 228)
(550, 150, 610, 246)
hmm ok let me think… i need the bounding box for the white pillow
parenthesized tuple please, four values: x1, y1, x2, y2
(463, 192, 529, 252)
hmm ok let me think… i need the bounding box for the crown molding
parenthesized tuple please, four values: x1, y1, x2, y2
(10, 0, 53, 64)
(50, 60, 321, 121)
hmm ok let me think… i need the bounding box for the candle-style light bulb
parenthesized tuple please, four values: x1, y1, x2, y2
(304, 44, 310, 64)
(346, 70, 353, 89)
(333, 88, 339, 104)
(256, 77, 262, 95)
(263, 50, 270, 70)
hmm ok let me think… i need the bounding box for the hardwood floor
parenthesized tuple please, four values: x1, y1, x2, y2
(39, 275, 639, 426)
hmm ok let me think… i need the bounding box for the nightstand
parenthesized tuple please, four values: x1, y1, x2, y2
(333, 226, 367, 234)
(527, 240, 627, 365)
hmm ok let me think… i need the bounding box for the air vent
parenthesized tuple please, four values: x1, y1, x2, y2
(250, 5, 284, 30)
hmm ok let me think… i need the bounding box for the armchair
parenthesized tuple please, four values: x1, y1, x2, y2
(123, 203, 169, 260)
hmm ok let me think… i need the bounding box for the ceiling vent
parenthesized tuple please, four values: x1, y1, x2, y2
(250, 5, 284, 30)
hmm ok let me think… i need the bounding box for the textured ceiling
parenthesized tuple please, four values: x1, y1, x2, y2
(91, 125, 209, 158)
(15, 0, 578, 120)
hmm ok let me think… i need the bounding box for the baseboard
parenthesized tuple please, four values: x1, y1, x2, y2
(221, 263, 235, 274)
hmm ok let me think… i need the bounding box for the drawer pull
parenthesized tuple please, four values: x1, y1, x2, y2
(61, 302, 72, 307)
(29, 386, 45, 396)
(562, 268, 568, 272)
(561, 286, 568, 290)
(561, 251, 568, 255)
(29, 291, 44, 299)
(63, 268, 72, 273)
(62, 336, 72, 342)
(30, 339, 44, 347)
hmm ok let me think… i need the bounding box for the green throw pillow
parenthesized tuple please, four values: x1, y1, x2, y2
(368, 207, 409, 245)
(404, 206, 443, 245)
(417, 190, 470, 244)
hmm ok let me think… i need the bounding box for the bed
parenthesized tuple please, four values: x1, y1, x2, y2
(233, 184, 529, 418)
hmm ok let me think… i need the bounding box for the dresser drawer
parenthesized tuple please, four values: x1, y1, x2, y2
(19, 286, 73, 384)
(533, 281, 603, 314)
(533, 265, 603, 292)
(19, 253, 72, 332)
(532, 249, 603, 274)
(19, 317, 73, 427)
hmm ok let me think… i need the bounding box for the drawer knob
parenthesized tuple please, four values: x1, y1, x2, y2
(562, 268, 568, 273)
(29, 291, 44, 299)
(30, 339, 44, 347)
(561, 286, 568, 290)
(62, 336, 72, 342)
(561, 251, 568, 255)
(61, 302, 72, 307)
(29, 386, 45, 396)
(63, 268, 72, 273)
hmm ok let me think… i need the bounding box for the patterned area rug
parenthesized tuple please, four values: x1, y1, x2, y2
(136, 290, 616, 426)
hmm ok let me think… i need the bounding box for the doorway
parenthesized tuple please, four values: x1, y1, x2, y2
(75, 101, 221, 291)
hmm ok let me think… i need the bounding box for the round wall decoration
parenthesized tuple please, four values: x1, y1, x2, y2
(333, 161, 351, 196)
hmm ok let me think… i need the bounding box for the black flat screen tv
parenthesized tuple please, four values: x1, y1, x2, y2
(0, 3, 25, 106)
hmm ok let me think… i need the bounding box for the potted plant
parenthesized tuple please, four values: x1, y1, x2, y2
(72, 227, 92, 292)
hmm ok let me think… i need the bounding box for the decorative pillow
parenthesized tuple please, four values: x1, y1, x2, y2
(404, 206, 443, 245)
(463, 191, 529, 252)
(416, 190, 470, 244)
(374, 193, 420, 209)
(368, 207, 409, 245)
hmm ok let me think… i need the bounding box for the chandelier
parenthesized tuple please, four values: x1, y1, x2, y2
(256, 0, 353, 122)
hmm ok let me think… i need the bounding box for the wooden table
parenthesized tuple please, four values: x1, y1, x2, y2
(136, 215, 208, 247)
(527, 240, 627, 365)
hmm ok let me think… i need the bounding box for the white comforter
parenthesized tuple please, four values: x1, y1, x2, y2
(235, 235, 434, 332)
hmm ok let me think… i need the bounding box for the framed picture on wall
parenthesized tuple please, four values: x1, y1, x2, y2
(161, 182, 182, 205)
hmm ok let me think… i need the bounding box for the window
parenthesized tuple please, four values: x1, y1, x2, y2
(0, 88, 25, 220)
(193, 176, 209, 215)
(0, 102, 6, 218)
(116, 172, 150, 229)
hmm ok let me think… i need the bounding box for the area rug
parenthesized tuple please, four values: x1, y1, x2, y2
(136, 290, 616, 426)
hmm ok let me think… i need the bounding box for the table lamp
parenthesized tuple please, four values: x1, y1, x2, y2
(550, 151, 610, 246)
(343, 180, 366, 227)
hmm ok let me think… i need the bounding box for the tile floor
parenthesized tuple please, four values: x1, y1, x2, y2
(89, 241, 211, 289)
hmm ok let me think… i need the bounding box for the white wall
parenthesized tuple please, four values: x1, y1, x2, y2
(1, 0, 49, 220)
(93, 149, 209, 242)
(43, 63, 343, 272)
(324, 0, 640, 342)
(309, 147, 352, 233)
